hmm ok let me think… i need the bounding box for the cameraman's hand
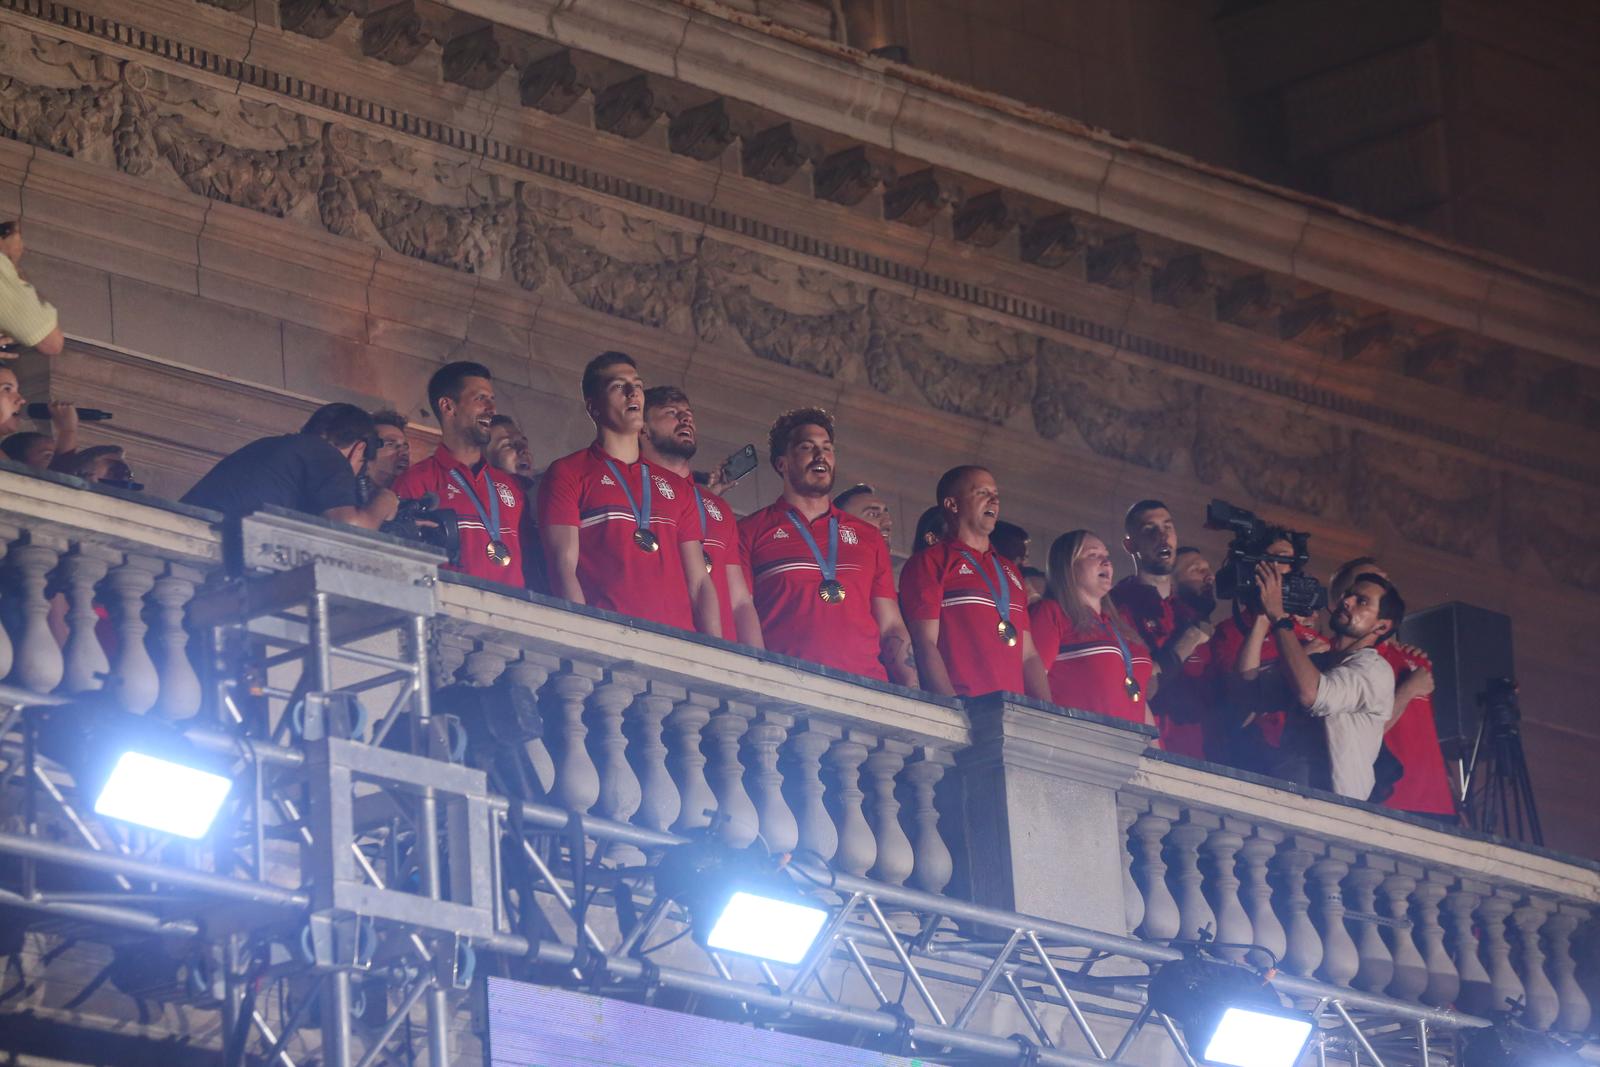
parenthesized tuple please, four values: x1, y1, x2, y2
(1254, 560, 1286, 621)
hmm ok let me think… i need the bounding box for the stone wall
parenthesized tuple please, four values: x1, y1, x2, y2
(2, 0, 1599, 857)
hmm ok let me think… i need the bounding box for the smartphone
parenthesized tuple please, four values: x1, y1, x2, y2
(719, 443, 759, 485)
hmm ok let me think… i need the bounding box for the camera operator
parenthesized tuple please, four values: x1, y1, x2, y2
(181, 403, 398, 528)
(393, 362, 526, 588)
(1328, 557, 1455, 817)
(0, 400, 80, 471)
(1239, 565, 1403, 799)
(1111, 500, 1219, 759)
(0, 219, 65, 358)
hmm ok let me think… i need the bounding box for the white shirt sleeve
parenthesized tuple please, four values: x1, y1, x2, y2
(1309, 648, 1395, 723)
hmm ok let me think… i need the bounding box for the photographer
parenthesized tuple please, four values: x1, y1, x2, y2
(1238, 564, 1402, 799)
(181, 403, 397, 529)
(0, 219, 65, 358)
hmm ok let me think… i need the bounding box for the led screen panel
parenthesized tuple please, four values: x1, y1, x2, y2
(488, 978, 939, 1066)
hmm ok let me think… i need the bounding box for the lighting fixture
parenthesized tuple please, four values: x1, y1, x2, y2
(653, 840, 829, 965)
(1147, 954, 1314, 1067)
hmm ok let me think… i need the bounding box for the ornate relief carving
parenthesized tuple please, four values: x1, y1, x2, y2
(1033, 341, 1198, 471)
(152, 114, 322, 217)
(1347, 432, 1498, 559)
(742, 123, 804, 185)
(360, 1, 433, 67)
(0, 32, 120, 159)
(867, 292, 1034, 423)
(669, 99, 733, 162)
(1193, 396, 1346, 518)
(1500, 477, 1600, 592)
(441, 24, 510, 90)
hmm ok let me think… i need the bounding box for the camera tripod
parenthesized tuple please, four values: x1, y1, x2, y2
(1460, 678, 1543, 845)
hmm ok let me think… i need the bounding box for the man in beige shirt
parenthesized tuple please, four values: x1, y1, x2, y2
(0, 219, 64, 358)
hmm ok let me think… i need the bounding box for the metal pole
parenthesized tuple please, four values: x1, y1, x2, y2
(354, 976, 435, 1067)
(410, 614, 450, 1067)
(320, 969, 354, 1067)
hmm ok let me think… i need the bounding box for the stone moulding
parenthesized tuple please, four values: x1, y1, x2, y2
(6, 7, 1600, 591)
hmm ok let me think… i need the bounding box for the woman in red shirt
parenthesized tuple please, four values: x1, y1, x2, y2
(1029, 530, 1156, 727)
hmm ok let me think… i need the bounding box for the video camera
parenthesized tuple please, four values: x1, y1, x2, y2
(1205, 499, 1327, 619)
(381, 492, 462, 565)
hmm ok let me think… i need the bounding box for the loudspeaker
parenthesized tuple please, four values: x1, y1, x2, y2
(1398, 602, 1515, 751)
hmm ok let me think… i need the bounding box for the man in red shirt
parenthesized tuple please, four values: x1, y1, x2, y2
(640, 385, 762, 646)
(393, 362, 525, 587)
(899, 465, 1049, 699)
(1329, 556, 1456, 817)
(538, 352, 720, 635)
(739, 408, 915, 684)
(1109, 500, 1220, 759)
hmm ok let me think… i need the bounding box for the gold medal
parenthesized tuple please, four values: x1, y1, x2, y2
(486, 539, 512, 567)
(703, 551, 714, 574)
(1125, 676, 1142, 702)
(997, 618, 1018, 646)
(818, 579, 846, 604)
(633, 528, 660, 553)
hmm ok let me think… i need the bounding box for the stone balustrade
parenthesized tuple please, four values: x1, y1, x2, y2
(3, 463, 1598, 1036)
(1120, 752, 1600, 1032)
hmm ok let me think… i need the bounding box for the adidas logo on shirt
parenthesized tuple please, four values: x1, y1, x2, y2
(600, 475, 616, 486)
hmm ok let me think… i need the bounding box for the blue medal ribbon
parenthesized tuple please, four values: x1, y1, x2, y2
(786, 509, 839, 583)
(448, 467, 502, 543)
(1100, 613, 1142, 701)
(955, 546, 1012, 631)
(692, 486, 709, 539)
(601, 457, 653, 535)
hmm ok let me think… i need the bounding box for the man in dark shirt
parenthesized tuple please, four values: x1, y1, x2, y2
(182, 403, 398, 528)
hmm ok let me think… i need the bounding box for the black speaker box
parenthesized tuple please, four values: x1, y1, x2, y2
(1398, 602, 1515, 751)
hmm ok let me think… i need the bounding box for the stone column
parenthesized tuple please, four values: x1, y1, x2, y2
(6, 534, 64, 694)
(1201, 820, 1252, 959)
(1543, 906, 1591, 1033)
(1511, 897, 1558, 1030)
(956, 695, 1154, 934)
(1346, 856, 1395, 994)
(0, 523, 16, 680)
(1167, 814, 1218, 942)
(504, 652, 559, 795)
(863, 738, 913, 886)
(103, 556, 161, 713)
(586, 671, 643, 860)
(1130, 807, 1180, 942)
(1310, 849, 1358, 987)
(57, 544, 112, 694)
(1238, 827, 1286, 964)
(665, 693, 717, 834)
(781, 720, 842, 863)
(1118, 806, 1145, 936)
(1379, 866, 1428, 1003)
(1445, 880, 1493, 1014)
(541, 662, 601, 815)
(902, 747, 953, 894)
(1413, 871, 1459, 1008)
(743, 706, 798, 854)
(704, 700, 758, 847)
(1271, 836, 1325, 978)
(626, 680, 684, 836)
(147, 563, 204, 719)
(824, 730, 875, 877)
(1478, 891, 1524, 1015)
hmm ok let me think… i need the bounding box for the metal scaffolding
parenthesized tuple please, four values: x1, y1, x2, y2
(0, 511, 1583, 1067)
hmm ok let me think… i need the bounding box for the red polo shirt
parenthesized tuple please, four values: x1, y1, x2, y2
(740, 498, 894, 681)
(1377, 642, 1456, 816)
(1029, 598, 1154, 725)
(537, 444, 698, 631)
(899, 539, 1031, 697)
(393, 446, 526, 587)
(1208, 610, 1322, 754)
(1111, 577, 1218, 760)
(659, 468, 741, 642)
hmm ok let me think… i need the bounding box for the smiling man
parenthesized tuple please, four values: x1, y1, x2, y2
(740, 408, 915, 684)
(898, 465, 1049, 699)
(393, 361, 526, 587)
(539, 352, 720, 635)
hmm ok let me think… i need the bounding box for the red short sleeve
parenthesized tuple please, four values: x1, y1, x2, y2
(537, 455, 581, 529)
(1029, 599, 1062, 665)
(669, 481, 699, 545)
(869, 528, 895, 601)
(897, 548, 944, 622)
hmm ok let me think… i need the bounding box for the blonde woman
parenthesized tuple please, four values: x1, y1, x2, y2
(1029, 530, 1157, 727)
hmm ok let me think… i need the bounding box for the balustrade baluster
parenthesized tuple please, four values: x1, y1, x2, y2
(1380, 868, 1427, 1003)
(743, 708, 798, 854)
(6, 534, 63, 694)
(1271, 837, 1324, 978)
(1202, 821, 1252, 959)
(504, 653, 558, 796)
(626, 681, 684, 836)
(864, 739, 913, 886)
(1543, 906, 1591, 1032)
(1346, 858, 1395, 994)
(461, 643, 508, 687)
(541, 664, 601, 815)
(103, 556, 161, 713)
(1446, 882, 1493, 1013)
(431, 630, 472, 688)
(0, 523, 16, 680)
(587, 673, 643, 861)
(781, 721, 841, 862)
(1310, 850, 1358, 986)
(825, 730, 875, 878)
(1238, 828, 1285, 964)
(1413, 872, 1459, 1008)
(1166, 815, 1216, 941)
(58, 545, 111, 694)
(147, 563, 202, 718)
(704, 701, 758, 847)
(1511, 898, 1558, 1030)
(1130, 809, 1179, 941)
(903, 748, 952, 895)
(1478, 892, 1524, 1015)
(1119, 806, 1144, 937)
(666, 694, 717, 834)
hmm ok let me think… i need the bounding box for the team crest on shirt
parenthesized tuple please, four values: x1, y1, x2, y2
(445, 482, 460, 499)
(496, 482, 517, 507)
(840, 526, 859, 546)
(705, 499, 724, 522)
(600, 475, 616, 486)
(653, 476, 676, 500)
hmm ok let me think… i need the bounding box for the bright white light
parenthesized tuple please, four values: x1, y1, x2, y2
(705, 890, 828, 965)
(93, 751, 232, 839)
(1203, 1007, 1314, 1067)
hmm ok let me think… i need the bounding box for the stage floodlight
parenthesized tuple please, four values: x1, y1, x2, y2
(35, 695, 232, 839)
(653, 840, 830, 966)
(1147, 955, 1314, 1067)
(93, 751, 232, 839)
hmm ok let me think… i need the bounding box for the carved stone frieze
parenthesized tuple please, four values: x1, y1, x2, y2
(280, 0, 352, 40)
(742, 123, 804, 185)
(1347, 432, 1499, 559)
(1500, 476, 1600, 592)
(668, 99, 733, 162)
(360, 1, 433, 67)
(866, 291, 1034, 423)
(1193, 398, 1347, 518)
(519, 50, 583, 115)
(1018, 213, 1078, 269)
(0, 33, 120, 160)
(1034, 341, 1199, 471)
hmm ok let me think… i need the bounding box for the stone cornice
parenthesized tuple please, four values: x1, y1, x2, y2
(445, 0, 1600, 367)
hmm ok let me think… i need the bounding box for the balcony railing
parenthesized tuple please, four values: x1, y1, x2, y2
(0, 459, 1596, 1065)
